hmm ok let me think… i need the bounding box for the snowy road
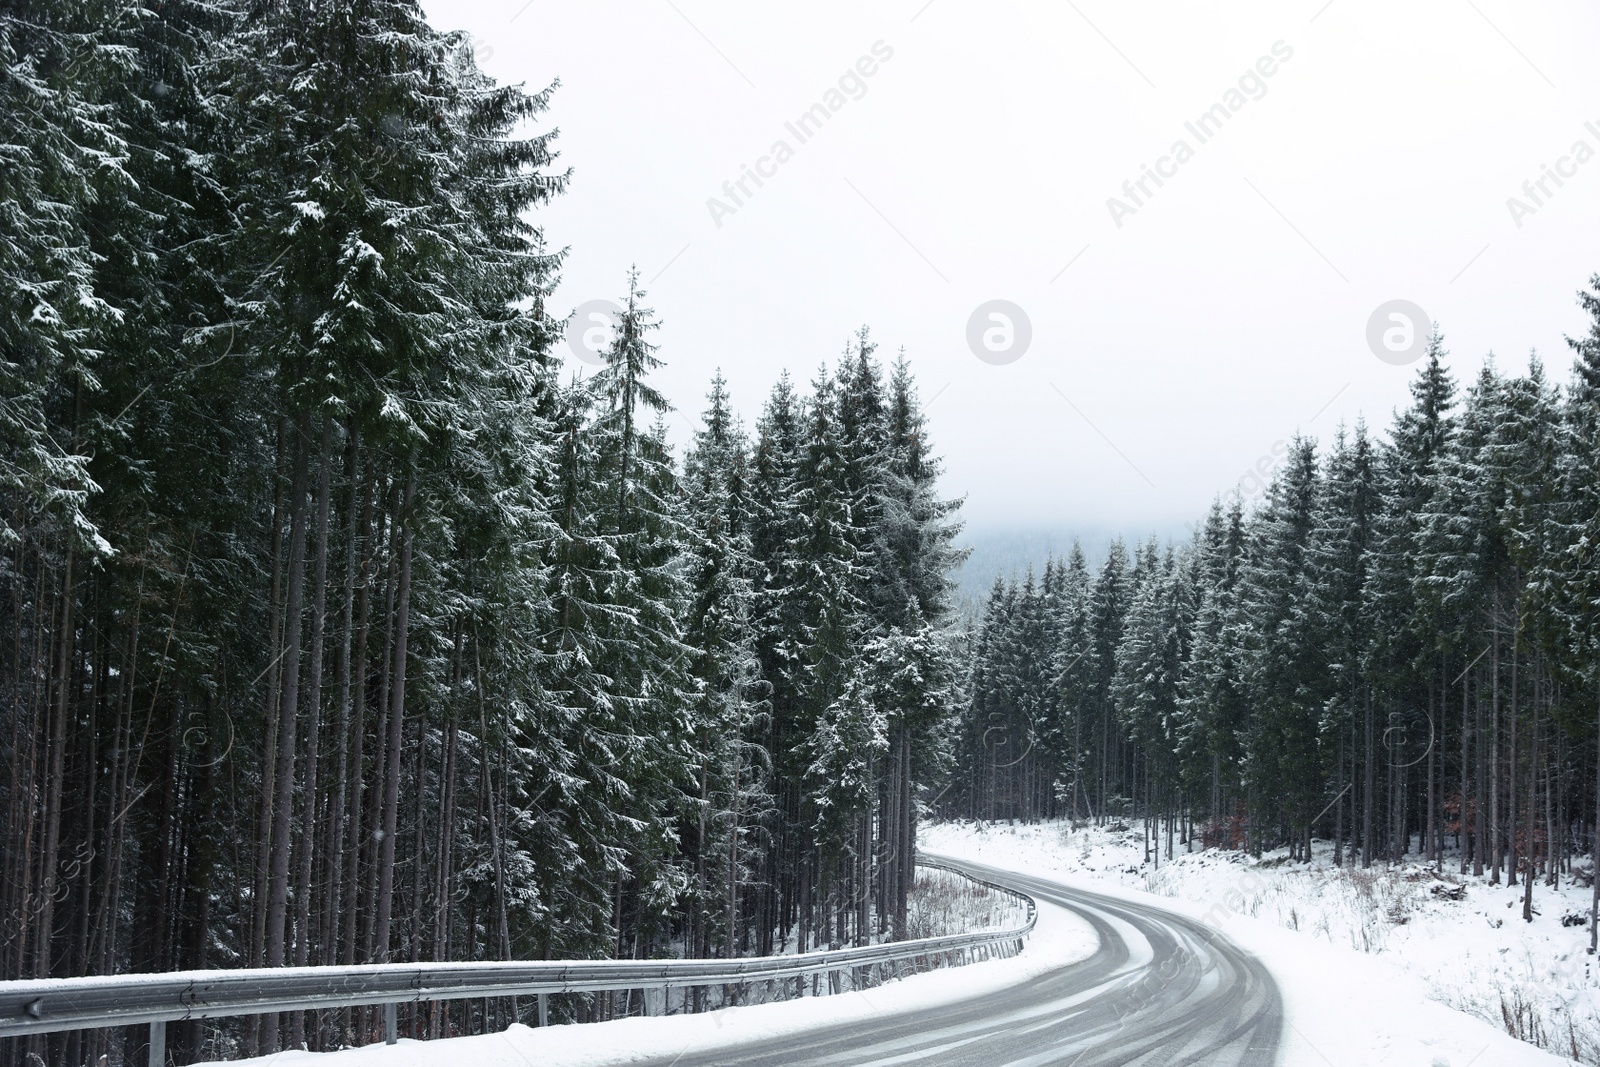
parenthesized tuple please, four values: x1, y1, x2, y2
(649, 855, 1282, 1067)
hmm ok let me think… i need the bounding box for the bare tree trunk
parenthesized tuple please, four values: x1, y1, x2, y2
(247, 423, 288, 1058)
(1508, 628, 1520, 886)
(1590, 686, 1599, 954)
(899, 732, 913, 932)
(476, 652, 513, 966)
(1461, 666, 1471, 874)
(69, 615, 104, 985)
(1523, 687, 1539, 922)
(1545, 667, 1557, 888)
(431, 699, 458, 1033)
(360, 495, 397, 967)
(264, 413, 313, 1052)
(409, 686, 427, 964)
(725, 737, 740, 959)
(1427, 673, 1437, 867)
(888, 726, 907, 941)
(290, 418, 335, 1048)
(374, 468, 416, 962)
(35, 543, 73, 979)
(95, 585, 141, 977)
(1333, 729, 1345, 867)
(323, 431, 362, 976)
(694, 730, 709, 961)
(1475, 669, 1487, 878)
(342, 463, 376, 970)
(178, 696, 219, 1064)
(1362, 688, 1374, 868)
(1490, 602, 1501, 884)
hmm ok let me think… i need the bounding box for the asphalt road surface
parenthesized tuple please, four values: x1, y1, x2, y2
(653, 855, 1282, 1067)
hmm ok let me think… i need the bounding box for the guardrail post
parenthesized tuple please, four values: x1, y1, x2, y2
(537, 993, 548, 1027)
(384, 1003, 398, 1045)
(148, 1021, 165, 1067)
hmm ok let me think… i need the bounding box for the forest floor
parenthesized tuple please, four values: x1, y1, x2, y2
(924, 818, 1600, 1066)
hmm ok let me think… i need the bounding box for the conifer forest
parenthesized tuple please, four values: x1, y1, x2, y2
(955, 330, 1600, 880)
(4, 1, 1600, 1065)
(2, 4, 967, 1060)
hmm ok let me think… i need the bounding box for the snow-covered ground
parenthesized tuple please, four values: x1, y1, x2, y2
(924, 818, 1600, 1066)
(195, 823, 1600, 1067)
(195, 891, 1095, 1067)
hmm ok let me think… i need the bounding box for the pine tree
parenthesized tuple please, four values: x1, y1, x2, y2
(1053, 544, 1097, 821)
(1307, 423, 1376, 865)
(1177, 498, 1247, 841)
(1086, 539, 1130, 818)
(876, 353, 968, 628)
(682, 373, 772, 959)
(0, 0, 124, 556)
(1559, 277, 1600, 945)
(1236, 436, 1321, 855)
(1112, 548, 1187, 858)
(587, 275, 693, 962)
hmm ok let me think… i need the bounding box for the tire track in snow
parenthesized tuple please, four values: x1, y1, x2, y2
(647, 854, 1281, 1066)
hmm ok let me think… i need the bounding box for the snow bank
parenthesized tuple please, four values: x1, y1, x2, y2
(923, 819, 1588, 1067)
(196, 896, 1097, 1067)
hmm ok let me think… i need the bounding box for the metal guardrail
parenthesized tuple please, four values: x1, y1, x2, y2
(1, 860, 1034, 1066)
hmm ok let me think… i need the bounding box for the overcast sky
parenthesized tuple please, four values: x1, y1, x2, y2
(426, 0, 1600, 537)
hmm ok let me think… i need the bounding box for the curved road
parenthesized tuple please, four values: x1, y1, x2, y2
(653, 855, 1281, 1067)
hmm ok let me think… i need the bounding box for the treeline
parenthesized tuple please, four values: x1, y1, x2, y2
(951, 304, 1600, 910)
(0, 0, 964, 1061)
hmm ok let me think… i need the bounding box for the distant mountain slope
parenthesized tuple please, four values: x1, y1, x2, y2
(950, 523, 1194, 619)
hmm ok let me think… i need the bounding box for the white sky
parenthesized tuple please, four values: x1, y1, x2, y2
(427, 0, 1600, 534)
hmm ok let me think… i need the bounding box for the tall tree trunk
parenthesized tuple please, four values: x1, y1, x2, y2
(1427, 672, 1437, 866)
(360, 498, 398, 966)
(246, 422, 288, 1058)
(290, 418, 335, 1048)
(1334, 729, 1345, 867)
(374, 467, 416, 961)
(726, 738, 741, 959)
(1590, 686, 1599, 954)
(265, 413, 313, 1052)
(342, 462, 376, 970)
(1490, 602, 1501, 884)
(1362, 688, 1374, 868)
(1461, 665, 1471, 873)
(1523, 689, 1539, 922)
(477, 654, 513, 966)
(323, 431, 362, 973)
(1475, 670, 1487, 878)
(35, 542, 74, 979)
(1508, 627, 1520, 886)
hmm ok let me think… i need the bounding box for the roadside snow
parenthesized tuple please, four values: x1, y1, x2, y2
(196, 896, 1096, 1067)
(923, 819, 1596, 1067)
